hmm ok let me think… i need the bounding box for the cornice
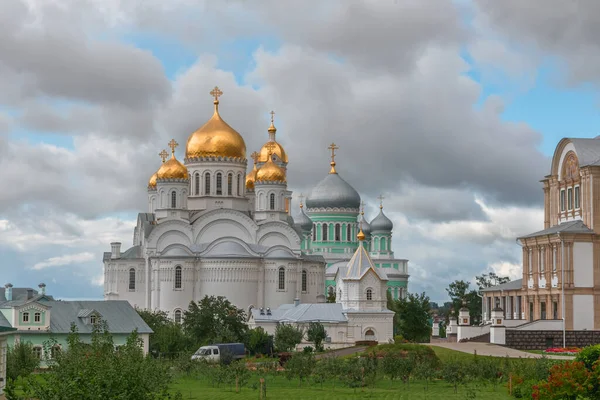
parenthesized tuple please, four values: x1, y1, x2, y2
(185, 156, 247, 165)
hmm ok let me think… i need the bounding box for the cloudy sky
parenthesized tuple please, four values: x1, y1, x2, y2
(1, 0, 598, 302)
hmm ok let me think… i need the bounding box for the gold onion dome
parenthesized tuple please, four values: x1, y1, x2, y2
(185, 86, 247, 159)
(157, 140, 189, 180)
(246, 152, 259, 190)
(258, 111, 288, 163)
(357, 228, 366, 241)
(256, 143, 286, 183)
(148, 149, 169, 189)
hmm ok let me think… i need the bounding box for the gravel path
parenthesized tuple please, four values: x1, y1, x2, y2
(427, 342, 574, 360)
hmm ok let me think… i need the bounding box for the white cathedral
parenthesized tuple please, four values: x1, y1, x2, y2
(103, 87, 409, 338)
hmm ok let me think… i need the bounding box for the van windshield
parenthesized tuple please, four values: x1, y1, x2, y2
(195, 348, 211, 356)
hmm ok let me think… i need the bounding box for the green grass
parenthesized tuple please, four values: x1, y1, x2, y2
(172, 374, 512, 399)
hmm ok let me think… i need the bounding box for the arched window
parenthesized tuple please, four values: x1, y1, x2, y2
(312, 224, 316, 241)
(227, 173, 233, 195)
(34, 312, 41, 322)
(322, 224, 328, 241)
(270, 193, 276, 210)
(23, 312, 29, 323)
(194, 173, 200, 195)
(301, 270, 307, 292)
(51, 345, 61, 359)
(381, 238, 387, 251)
(205, 173, 211, 194)
(216, 173, 223, 195)
(129, 268, 136, 290)
(237, 174, 241, 196)
(347, 224, 351, 241)
(365, 329, 375, 340)
(175, 266, 182, 289)
(171, 191, 177, 208)
(334, 224, 341, 242)
(374, 237, 380, 250)
(174, 309, 182, 324)
(278, 267, 285, 290)
(366, 288, 373, 301)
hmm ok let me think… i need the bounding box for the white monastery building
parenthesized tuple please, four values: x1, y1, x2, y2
(103, 87, 408, 330)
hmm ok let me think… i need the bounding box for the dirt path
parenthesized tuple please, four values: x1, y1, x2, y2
(427, 342, 574, 360)
(315, 346, 366, 359)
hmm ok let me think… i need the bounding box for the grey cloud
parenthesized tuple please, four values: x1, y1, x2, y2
(475, 0, 600, 85)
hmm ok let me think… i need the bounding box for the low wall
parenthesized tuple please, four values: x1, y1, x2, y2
(513, 320, 563, 331)
(458, 324, 490, 342)
(506, 330, 600, 350)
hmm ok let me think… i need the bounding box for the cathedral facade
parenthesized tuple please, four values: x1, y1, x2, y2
(103, 87, 409, 319)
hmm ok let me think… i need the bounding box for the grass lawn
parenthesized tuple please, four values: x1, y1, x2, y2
(172, 374, 512, 399)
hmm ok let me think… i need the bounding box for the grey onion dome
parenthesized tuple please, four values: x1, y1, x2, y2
(370, 209, 393, 232)
(295, 207, 313, 232)
(306, 173, 361, 210)
(358, 213, 371, 237)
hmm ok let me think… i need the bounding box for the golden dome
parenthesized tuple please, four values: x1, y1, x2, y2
(185, 87, 246, 159)
(357, 228, 366, 241)
(258, 111, 288, 163)
(157, 140, 189, 180)
(256, 155, 286, 183)
(148, 172, 158, 189)
(246, 155, 259, 190)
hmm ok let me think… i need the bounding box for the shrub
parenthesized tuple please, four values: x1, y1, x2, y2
(532, 361, 590, 400)
(576, 344, 600, 370)
(355, 340, 378, 347)
(364, 343, 440, 368)
(302, 346, 314, 354)
(6, 341, 40, 381)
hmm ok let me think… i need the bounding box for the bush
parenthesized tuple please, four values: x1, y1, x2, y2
(394, 335, 407, 344)
(364, 343, 440, 368)
(6, 341, 40, 381)
(576, 344, 600, 370)
(532, 361, 590, 400)
(355, 340, 378, 347)
(302, 346, 314, 354)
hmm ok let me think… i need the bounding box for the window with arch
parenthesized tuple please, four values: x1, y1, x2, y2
(301, 270, 307, 292)
(366, 288, 373, 301)
(381, 238, 387, 251)
(278, 267, 285, 290)
(175, 266, 182, 289)
(237, 174, 241, 196)
(129, 268, 136, 290)
(365, 329, 375, 339)
(205, 173, 211, 194)
(34, 312, 41, 322)
(322, 224, 328, 241)
(227, 173, 233, 195)
(216, 173, 223, 195)
(171, 191, 177, 208)
(347, 224, 351, 241)
(312, 224, 316, 241)
(335, 223, 341, 242)
(22, 312, 29, 323)
(174, 309, 182, 324)
(50, 345, 61, 359)
(33, 346, 42, 360)
(270, 193, 276, 210)
(194, 173, 200, 195)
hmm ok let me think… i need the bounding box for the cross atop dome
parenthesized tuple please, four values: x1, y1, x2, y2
(378, 194, 385, 209)
(210, 86, 223, 103)
(168, 139, 179, 156)
(268, 110, 277, 134)
(299, 193, 305, 208)
(328, 142, 339, 174)
(159, 149, 168, 163)
(251, 151, 260, 164)
(265, 142, 276, 157)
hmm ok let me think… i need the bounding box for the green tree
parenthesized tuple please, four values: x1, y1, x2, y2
(326, 290, 336, 303)
(285, 353, 316, 387)
(446, 280, 482, 324)
(183, 296, 248, 346)
(247, 327, 272, 355)
(6, 341, 40, 381)
(137, 308, 189, 357)
(17, 322, 179, 400)
(274, 323, 303, 352)
(475, 272, 510, 290)
(306, 322, 327, 352)
(391, 292, 431, 342)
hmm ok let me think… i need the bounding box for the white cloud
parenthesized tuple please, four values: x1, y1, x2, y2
(32, 252, 95, 270)
(488, 261, 522, 281)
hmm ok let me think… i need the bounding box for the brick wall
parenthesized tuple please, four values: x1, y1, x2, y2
(506, 330, 600, 350)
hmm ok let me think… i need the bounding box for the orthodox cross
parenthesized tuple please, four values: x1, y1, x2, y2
(361, 200, 366, 215)
(299, 193, 304, 208)
(159, 149, 169, 163)
(328, 142, 339, 173)
(265, 142, 276, 157)
(378, 194, 385, 209)
(270, 110, 275, 124)
(210, 86, 223, 102)
(251, 151, 259, 165)
(168, 139, 179, 155)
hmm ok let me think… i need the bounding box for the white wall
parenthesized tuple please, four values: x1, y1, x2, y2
(573, 242, 594, 288)
(457, 324, 490, 341)
(514, 320, 563, 331)
(573, 294, 594, 330)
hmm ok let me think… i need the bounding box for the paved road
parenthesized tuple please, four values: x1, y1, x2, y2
(426, 342, 574, 360)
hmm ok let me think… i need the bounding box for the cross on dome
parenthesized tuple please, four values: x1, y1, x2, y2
(210, 86, 223, 103)
(251, 151, 260, 164)
(299, 193, 305, 208)
(159, 149, 168, 163)
(328, 142, 339, 174)
(270, 110, 275, 124)
(361, 200, 366, 215)
(378, 194, 385, 209)
(265, 142, 276, 157)
(168, 139, 179, 156)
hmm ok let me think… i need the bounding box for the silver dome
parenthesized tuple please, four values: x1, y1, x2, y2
(370, 209, 393, 232)
(295, 208, 313, 232)
(306, 173, 361, 210)
(358, 213, 371, 236)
